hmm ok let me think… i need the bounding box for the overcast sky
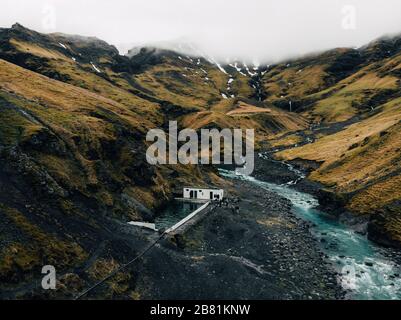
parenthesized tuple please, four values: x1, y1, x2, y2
(1, 0, 401, 62)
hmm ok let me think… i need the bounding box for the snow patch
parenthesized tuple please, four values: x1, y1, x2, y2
(208, 57, 227, 74)
(244, 63, 257, 77)
(216, 62, 228, 74)
(232, 62, 242, 72)
(90, 62, 101, 73)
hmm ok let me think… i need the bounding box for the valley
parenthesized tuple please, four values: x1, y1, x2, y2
(0, 23, 400, 299)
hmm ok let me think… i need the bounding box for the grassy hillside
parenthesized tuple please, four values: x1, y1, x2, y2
(0, 22, 400, 297)
(258, 35, 401, 246)
(261, 38, 401, 124)
(277, 96, 401, 245)
(0, 24, 309, 293)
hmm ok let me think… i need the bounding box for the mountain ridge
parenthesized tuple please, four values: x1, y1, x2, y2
(0, 23, 401, 298)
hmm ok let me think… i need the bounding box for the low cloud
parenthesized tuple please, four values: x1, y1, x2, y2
(1, 0, 401, 63)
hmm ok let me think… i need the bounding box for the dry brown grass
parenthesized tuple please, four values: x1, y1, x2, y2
(278, 98, 401, 164)
(0, 59, 156, 132)
(269, 133, 302, 148)
(10, 38, 68, 60)
(132, 59, 230, 109)
(278, 97, 401, 213)
(226, 102, 272, 116)
(263, 65, 329, 99)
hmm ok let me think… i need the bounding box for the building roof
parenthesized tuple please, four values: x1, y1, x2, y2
(183, 187, 223, 191)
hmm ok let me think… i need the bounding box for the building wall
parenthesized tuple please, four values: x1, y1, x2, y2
(183, 188, 224, 200)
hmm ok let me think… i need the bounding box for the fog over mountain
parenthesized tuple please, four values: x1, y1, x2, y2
(1, 0, 401, 63)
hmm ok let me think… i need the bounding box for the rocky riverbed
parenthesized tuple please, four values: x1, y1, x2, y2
(0, 168, 343, 300)
(131, 150, 401, 300)
(233, 153, 401, 299)
(126, 174, 344, 300)
(10, 150, 401, 300)
(2, 154, 352, 300)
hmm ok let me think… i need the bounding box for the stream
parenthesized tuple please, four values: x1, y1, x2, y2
(219, 168, 401, 300)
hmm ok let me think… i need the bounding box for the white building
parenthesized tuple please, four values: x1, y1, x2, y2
(183, 187, 224, 201)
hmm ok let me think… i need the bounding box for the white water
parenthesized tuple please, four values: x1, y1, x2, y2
(219, 169, 401, 300)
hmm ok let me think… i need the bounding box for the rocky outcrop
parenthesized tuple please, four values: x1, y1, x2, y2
(368, 201, 401, 248)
